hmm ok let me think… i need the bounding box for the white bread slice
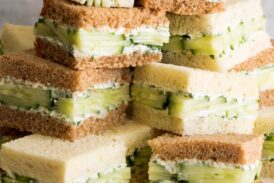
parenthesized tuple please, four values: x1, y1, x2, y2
(134, 62, 258, 99)
(262, 160, 274, 179)
(1, 24, 34, 54)
(163, 31, 271, 72)
(0, 134, 126, 183)
(168, 0, 263, 36)
(106, 121, 158, 155)
(253, 107, 274, 135)
(133, 103, 255, 135)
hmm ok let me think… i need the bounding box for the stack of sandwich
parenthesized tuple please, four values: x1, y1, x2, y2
(0, 0, 273, 182)
(132, 0, 273, 181)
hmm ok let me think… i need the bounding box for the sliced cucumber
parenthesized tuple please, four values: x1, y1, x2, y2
(149, 161, 260, 183)
(0, 40, 4, 55)
(131, 31, 170, 46)
(94, 0, 102, 7)
(131, 85, 168, 109)
(263, 140, 274, 157)
(1, 175, 34, 183)
(34, 19, 55, 37)
(54, 85, 129, 122)
(0, 83, 51, 109)
(163, 36, 184, 52)
(86, 0, 94, 6)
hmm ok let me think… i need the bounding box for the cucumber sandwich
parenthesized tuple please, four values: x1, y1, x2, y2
(70, 0, 134, 8)
(0, 24, 34, 55)
(34, 0, 170, 70)
(0, 131, 129, 183)
(132, 62, 259, 135)
(261, 134, 274, 179)
(0, 122, 157, 183)
(160, 0, 272, 72)
(0, 53, 131, 141)
(148, 133, 264, 183)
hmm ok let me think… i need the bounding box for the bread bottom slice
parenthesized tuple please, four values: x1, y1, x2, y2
(0, 105, 126, 141)
(262, 160, 274, 178)
(133, 103, 255, 135)
(254, 107, 274, 135)
(163, 31, 271, 72)
(35, 37, 162, 70)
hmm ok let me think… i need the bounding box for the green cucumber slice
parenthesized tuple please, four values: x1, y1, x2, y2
(263, 140, 274, 157)
(163, 36, 184, 52)
(54, 85, 129, 122)
(1, 175, 34, 183)
(149, 161, 260, 183)
(131, 31, 169, 46)
(131, 85, 168, 109)
(34, 19, 55, 37)
(0, 83, 51, 109)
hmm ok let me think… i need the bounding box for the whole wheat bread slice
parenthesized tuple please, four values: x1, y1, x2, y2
(149, 133, 263, 164)
(0, 104, 126, 142)
(0, 53, 131, 92)
(41, 0, 168, 29)
(136, 0, 224, 16)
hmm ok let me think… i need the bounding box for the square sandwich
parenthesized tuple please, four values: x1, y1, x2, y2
(0, 122, 157, 183)
(161, 0, 272, 71)
(34, 0, 170, 70)
(132, 62, 259, 135)
(0, 53, 131, 141)
(148, 133, 264, 183)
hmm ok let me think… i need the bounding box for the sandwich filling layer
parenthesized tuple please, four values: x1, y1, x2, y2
(0, 41, 4, 55)
(0, 76, 130, 125)
(245, 64, 274, 91)
(163, 16, 265, 60)
(34, 18, 170, 58)
(263, 134, 274, 161)
(70, 0, 134, 8)
(149, 157, 261, 183)
(0, 167, 131, 183)
(132, 84, 258, 121)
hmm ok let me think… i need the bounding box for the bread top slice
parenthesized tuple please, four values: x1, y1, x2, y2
(134, 62, 258, 99)
(1, 24, 34, 54)
(107, 121, 159, 155)
(0, 53, 131, 92)
(0, 133, 127, 183)
(41, 0, 168, 30)
(136, 0, 224, 16)
(149, 133, 264, 165)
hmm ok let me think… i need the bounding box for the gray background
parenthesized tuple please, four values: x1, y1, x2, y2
(0, 0, 273, 37)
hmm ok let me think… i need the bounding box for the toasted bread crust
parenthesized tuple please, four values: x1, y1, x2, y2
(149, 134, 263, 164)
(0, 105, 126, 141)
(41, 0, 168, 30)
(136, 0, 224, 15)
(231, 46, 274, 72)
(35, 37, 162, 70)
(260, 90, 274, 107)
(0, 53, 131, 92)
